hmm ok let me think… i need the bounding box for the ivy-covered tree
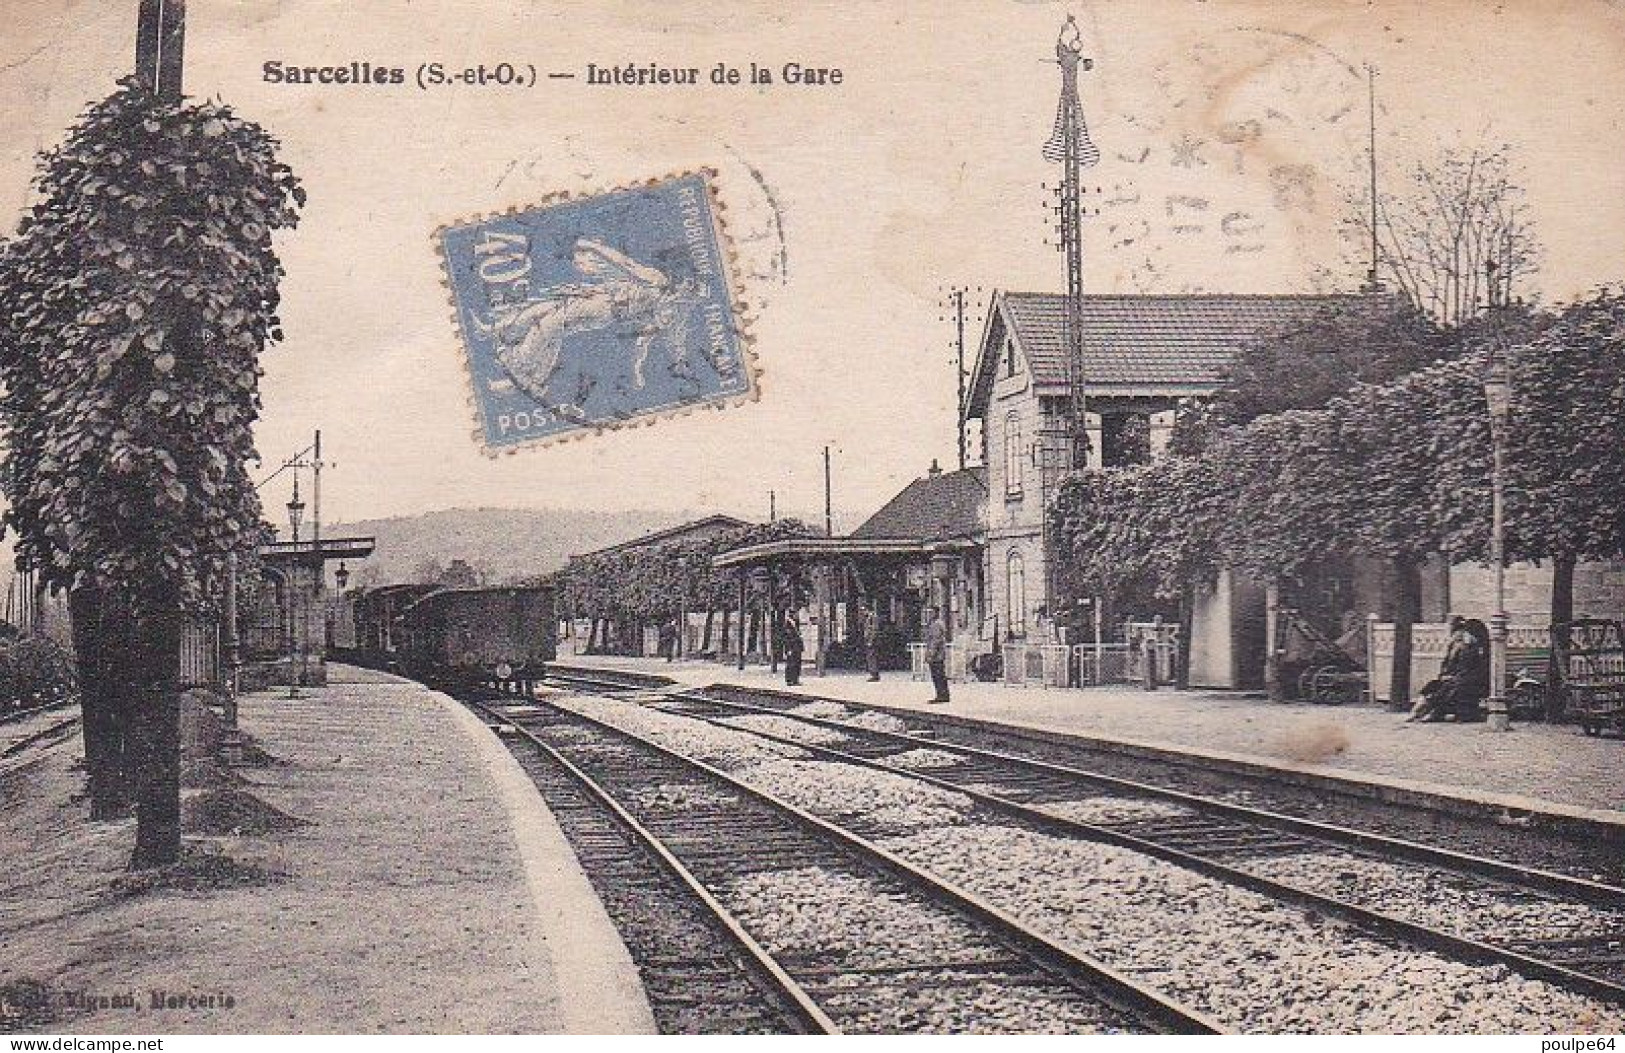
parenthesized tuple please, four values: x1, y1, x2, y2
(0, 80, 304, 866)
(1178, 299, 1454, 446)
(1504, 292, 1625, 625)
(557, 519, 815, 654)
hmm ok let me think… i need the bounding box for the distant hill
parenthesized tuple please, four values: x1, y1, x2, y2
(325, 506, 708, 587)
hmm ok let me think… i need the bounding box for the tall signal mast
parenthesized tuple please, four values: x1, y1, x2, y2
(1043, 15, 1100, 472)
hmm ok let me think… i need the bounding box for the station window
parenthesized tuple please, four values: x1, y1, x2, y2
(1003, 411, 1022, 497)
(1006, 550, 1027, 638)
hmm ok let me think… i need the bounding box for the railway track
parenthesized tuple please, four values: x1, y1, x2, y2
(471, 688, 1222, 1035)
(539, 668, 1625, 1010)
(469, 692, 828, 1034)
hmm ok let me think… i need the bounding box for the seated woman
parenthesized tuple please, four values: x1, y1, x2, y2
(1406, 617, 1489, 722)
(1452, 618, 1492, 721)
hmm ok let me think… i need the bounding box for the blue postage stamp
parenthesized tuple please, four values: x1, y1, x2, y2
(437, 172, 754, 451)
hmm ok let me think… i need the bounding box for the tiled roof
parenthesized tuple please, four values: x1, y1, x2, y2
(851, 466, 987, 542)
(998, 291, 1380, 390)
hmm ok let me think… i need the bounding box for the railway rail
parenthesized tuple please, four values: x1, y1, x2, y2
(469, 691, 830, 1034)
(470, 686, 1223, 1035)
(538, 668, 1625, 1008)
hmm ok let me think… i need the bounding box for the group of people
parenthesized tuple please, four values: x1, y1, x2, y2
(775, 602, 952, 705)
(1404, 615, 1492, 723)
(651, 600, 956, 704)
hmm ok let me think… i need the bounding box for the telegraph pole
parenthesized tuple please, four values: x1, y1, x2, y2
(823, 446, 833, 537)
(954, 289, 968, 470)
(1044, 15, 1098, 472)
(1041, 16, 1100, 630)
(1362, 64, 1384, 293)
(312, 429, 323, 549)
(940, 284, 982, 470)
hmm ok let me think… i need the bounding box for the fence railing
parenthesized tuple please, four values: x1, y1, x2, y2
(909, 641, 993, 682)
(1075, 643, 1130, 685)
(179, 620, 220, 689)
(1002, 644, 1071, 687)
(908, 639, 1176, 688)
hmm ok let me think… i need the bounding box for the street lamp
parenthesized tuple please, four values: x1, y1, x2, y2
(1483, 332, 1513, 732)
(287, 475, 306, 543)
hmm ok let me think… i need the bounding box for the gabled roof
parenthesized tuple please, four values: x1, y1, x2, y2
(851, 466, 986, 542)
(577, 514, 751, 558)
(966, 291, 1385, 417)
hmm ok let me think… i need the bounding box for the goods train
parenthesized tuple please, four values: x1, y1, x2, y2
(351, 584, 556, 687)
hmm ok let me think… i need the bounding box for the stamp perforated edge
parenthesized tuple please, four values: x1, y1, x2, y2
(431, 168, 762, 458)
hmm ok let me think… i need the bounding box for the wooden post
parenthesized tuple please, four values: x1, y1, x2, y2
(1390, 556, 1422, 711)
(736, 572, 747, 671)
(767, 573, 778, 672)
(1092, 594, 1104, 685)
(1366, 612, 1381, 704)
(136, 0, 186, 98)
(813, 565, 831, 677)
(223, 552, 239, 726)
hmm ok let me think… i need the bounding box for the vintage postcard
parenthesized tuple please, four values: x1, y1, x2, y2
(3, 0, 1625, 1040)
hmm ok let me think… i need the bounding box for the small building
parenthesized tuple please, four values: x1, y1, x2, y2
(714, 463, 987, 671)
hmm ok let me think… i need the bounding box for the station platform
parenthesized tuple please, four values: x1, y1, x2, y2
(0, 664, 655, 1034)
(562, 653, 1625, 839)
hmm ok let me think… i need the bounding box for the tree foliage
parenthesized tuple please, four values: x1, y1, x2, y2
(1204, 300, 1455, 429)
(558, 519, 816, 623)
(0, 79, 305, 613)
(0, 78, 304, 863)
(1056, 289, 1625, 607)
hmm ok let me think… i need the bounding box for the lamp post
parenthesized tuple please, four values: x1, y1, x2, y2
(1483, 318, 1513, 733)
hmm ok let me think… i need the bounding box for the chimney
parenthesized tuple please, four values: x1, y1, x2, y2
(928, 459, 942, 477)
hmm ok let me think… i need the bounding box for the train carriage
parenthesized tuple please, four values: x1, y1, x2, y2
(395, 585, 556, 686)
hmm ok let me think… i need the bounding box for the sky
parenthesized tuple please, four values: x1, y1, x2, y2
(2, 0, 1623, 532)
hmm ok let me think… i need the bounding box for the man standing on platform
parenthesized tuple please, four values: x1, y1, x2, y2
(782, 609, 804, 687)
(862, 602, 882, 681)
(925, 605, 950, 704)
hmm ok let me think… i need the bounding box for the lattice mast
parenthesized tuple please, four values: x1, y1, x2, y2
(1044, 17, 1100, 473)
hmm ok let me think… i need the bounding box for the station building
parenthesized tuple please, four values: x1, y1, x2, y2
(964, 290, 1379, 686)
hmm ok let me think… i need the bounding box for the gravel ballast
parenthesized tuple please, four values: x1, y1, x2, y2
(1245, 850, 1625, 947)
(881, 824, 1625, 1034)
(725, 867, 1135, 1034)
(553, 694, 1625, 1033)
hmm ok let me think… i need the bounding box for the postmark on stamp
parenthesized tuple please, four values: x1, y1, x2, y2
(437, 172, 754, 452)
